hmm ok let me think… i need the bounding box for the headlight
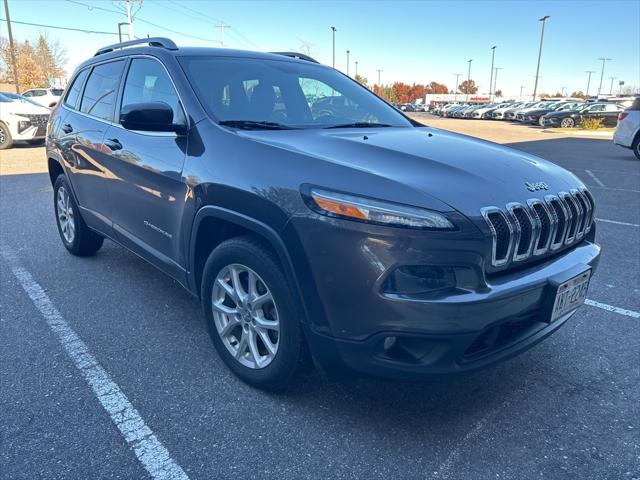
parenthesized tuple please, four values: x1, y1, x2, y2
(306, 188, 455, 230)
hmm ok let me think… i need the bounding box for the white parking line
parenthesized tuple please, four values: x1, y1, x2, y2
(596, 218, 640, 227)
(585, 169, 605, 187)
(585, 299, 640, 319)
(0, 245, 190, 480)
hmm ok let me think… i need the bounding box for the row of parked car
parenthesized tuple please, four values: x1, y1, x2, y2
(0, 91, 53, 149)
(432, 99, 628, 128)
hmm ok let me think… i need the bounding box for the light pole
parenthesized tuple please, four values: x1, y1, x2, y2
(519, 85, 525, 101)
(355, 61, 358, 77)
(466, 59, 473, 100)
(117, 22, 130, 43)
(493, 67, 502, 96)
(532, 15, 550, 101)
(489, 46, 496, 97)
(453, 73, 462, 101)
(346, 50, 350, 76)
(560, 86, 566, 97)
(597, 57, 611, 95)
(330, 26, 337, 68)
(585, 70, 595, 96)
(608, 76, 617, 95)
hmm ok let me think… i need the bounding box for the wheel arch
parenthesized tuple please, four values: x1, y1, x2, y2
(188, 206, 308, 322)
(48, 157, 65, 186)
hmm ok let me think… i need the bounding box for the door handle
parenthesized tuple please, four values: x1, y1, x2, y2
(104, 138, 123, 151)
(61, 123, 73, 134)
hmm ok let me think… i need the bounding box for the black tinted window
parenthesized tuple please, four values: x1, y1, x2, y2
(121, 58, 184, 124)
(80, 60, 125, 121)
(64, 69, 89, 109)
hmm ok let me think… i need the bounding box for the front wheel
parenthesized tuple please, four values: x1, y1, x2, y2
(54, 175, 104, 256)
(0, 122, 13, 150)
(560, 117, 575, 128)
(201, 236, 308, 391)
(632, 135, 640, 161)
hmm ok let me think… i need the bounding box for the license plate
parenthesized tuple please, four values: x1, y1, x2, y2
(550, 270, 591, 322)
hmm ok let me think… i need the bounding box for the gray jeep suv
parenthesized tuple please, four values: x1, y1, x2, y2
(46, 38, 600, 390)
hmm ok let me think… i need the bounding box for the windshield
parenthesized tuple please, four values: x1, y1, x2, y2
(178, 56, 412, 129)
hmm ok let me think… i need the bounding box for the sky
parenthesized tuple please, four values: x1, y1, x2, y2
(1, 0, 639, 97)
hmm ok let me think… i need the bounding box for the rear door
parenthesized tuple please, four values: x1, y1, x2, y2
(103, 56, 189, 276)
(58, 60, 126, 233)
(603, 103, 624, 126)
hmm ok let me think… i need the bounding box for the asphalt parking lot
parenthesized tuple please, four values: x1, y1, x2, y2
(1, 120, 639, 480)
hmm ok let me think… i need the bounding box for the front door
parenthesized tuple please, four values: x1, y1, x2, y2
(104, 57, 189, 276)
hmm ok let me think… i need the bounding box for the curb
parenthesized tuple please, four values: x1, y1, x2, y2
(541, 129, 614, 138)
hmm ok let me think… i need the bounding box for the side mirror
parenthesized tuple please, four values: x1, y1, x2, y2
(120, 102, 186, 134)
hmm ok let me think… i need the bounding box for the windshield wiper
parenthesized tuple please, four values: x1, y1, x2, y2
(219, 120, 296, 130)
(325, 122, 394, 129)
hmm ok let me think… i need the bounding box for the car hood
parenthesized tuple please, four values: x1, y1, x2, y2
(238, 126, 582, 217)
(1, 101, 50, 115)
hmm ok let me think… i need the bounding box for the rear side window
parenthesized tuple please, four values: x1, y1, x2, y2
(64, 69, 89, 109)
(80, 60, 125, 121)
(121, 58, 185, 124)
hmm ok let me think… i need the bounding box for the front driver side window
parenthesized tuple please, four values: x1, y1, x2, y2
(121, 58, 185, 126)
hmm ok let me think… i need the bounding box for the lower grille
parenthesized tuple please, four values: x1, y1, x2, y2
(482, 187, 595, 268)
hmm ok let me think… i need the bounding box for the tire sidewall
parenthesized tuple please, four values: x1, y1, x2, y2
(561, 117, 574, 128)
(54, 175, 81, 252)
(0, 122, 12, 150)
(201, 238, 302, 390)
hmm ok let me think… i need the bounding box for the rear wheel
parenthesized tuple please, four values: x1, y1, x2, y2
(201, 236, 308, 391)
(0, 122, 13, 150)
(54, 175, 104, 256)
(560, 117, 575, 128)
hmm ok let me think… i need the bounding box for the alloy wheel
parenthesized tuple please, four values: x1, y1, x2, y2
(0, 125, 6, 146)
(212, 264, 280, 369)
(56, 186, 75, 243)
(561, 118, 574, 128)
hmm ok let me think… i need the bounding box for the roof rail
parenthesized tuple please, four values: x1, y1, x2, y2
(95, 37, 178, 56)
(270, 52, 319, 64)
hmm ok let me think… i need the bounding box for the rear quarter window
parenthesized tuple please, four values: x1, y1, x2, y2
(80, 60, 125, 121)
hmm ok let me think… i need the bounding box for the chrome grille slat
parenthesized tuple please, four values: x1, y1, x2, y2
(482, 188, 594, 268)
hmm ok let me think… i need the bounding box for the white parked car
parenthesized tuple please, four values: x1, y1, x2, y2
(613, 97, 640, 160)
(21, 87, 63, 108)
(0, 92, 50, 149)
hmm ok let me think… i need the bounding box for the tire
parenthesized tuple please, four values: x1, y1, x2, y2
(0, 122, 13, 150)
(538, 117, 545, 127)
(53, 174, 104, 256)
(560, 117, 575, 128)
(633, 134, 640, 161)
(201, 236, 308, 391)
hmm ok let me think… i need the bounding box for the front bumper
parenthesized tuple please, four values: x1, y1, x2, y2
(291, 214, 600, 379)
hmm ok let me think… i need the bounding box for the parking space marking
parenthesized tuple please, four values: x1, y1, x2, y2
(585, 299, 640, 319)
(585, 170, 605, 187)
(596, 218, 640, 227)
(0, 244, 190, 480)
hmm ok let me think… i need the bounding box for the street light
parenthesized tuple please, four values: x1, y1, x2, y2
(585, 70, 596, 97)
(532, 15, 550, 101)
(330, 26, 336, 68)
(519, 85, 525, 101)
(346, 50, 350, 76)
(493, 67, 502, 96)
(609, 76, 617, 95)
(489, 46, 496, 97)
(597, 58, 612, 95)
(355, 61, 358, 77)
(453, 73, 462, 101)
(117, 22, 130, 43)
(466, 59, 473, 100)
(376, 69, 383, 97)
(560, 86, 566, 97)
